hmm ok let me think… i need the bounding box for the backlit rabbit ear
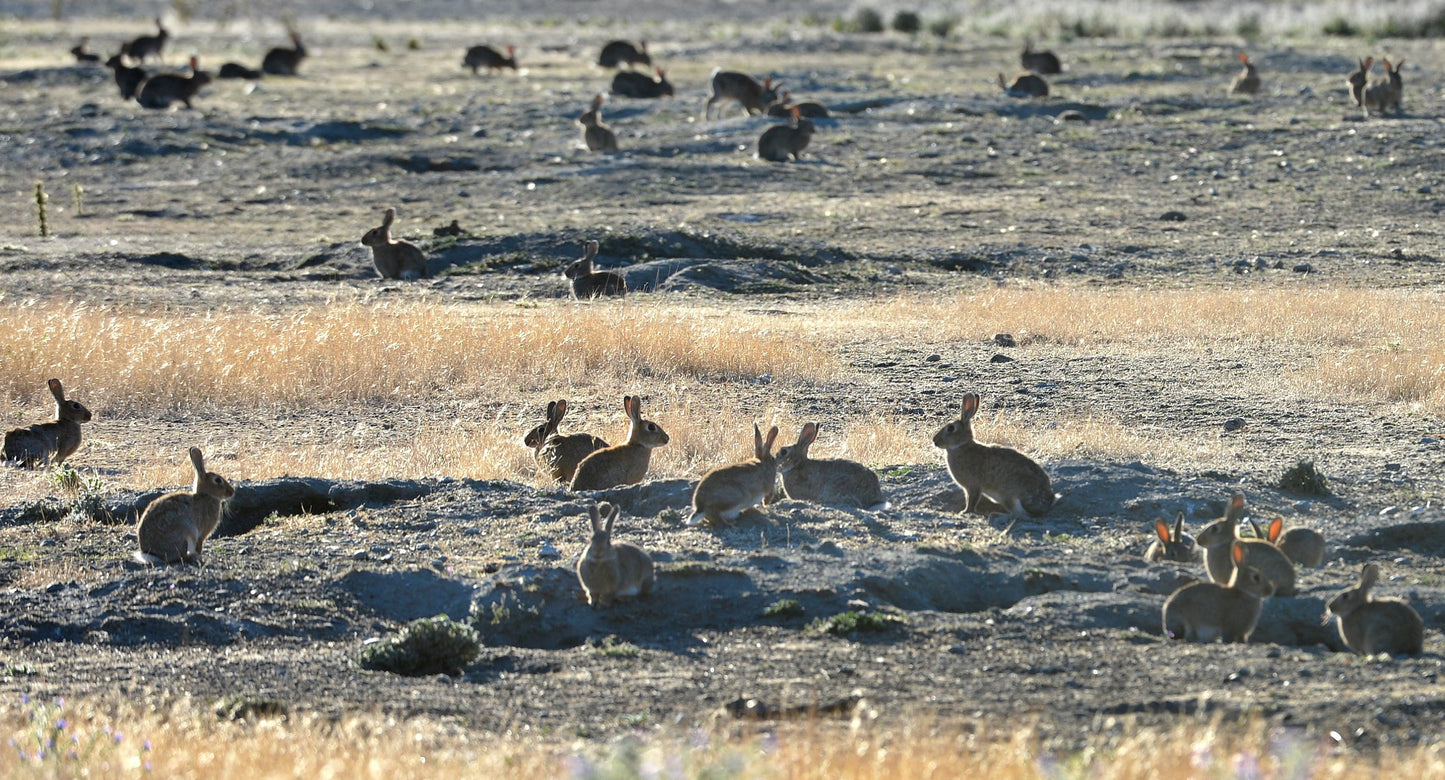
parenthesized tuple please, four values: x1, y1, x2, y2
(587, 504, 603, 532)
(1173, 511, 1186, 541)
(48, 378, 65, 401)
(1154, 519, 1172, 544)
(1359, 563, 1380, 590)
(188, 446, 206, 475)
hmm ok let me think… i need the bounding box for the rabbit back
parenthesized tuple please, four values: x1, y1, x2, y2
(3, 424, 62, 467)
(571, 271, 627, 299)
(1162, 580, 1265, 643)
(571, 443, 652, 490)
(944, 443, 1054, 516)
(780, 457, 886, 510)
(1279, 527, 1325, 568)
(757, 120, 814, 162)
(539, 432, 609, 484)
(705, 70, 779, 118)
(584, 124, 619, 152)
(610, 70, 673, 99)
(1231, 540, 1296, 596)
(598, 40, 650, 69)
(262, 35, 306, 76)
(1339, 600, 1424, 656)
(1020, 44, 1062, 75)
(613, 542, 655, 599)
(690, 459, 776, 525)
(136, 492, 208, 564)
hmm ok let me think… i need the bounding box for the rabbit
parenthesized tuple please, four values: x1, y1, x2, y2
(564, 240, 628, 299)
(262, 31, 307, 76)
(524, 399, 608, 485)
(932, 393, 1055, 518)
(137, 56, 211, 110)
(463, 44, 517, 74)
(3, 379, 92, 468)
(1347, 56, 1372, 110)
(133, 447, 236, 565)
(578, 94, 619, 152)
(597, 40, 650, 69)
(998, 72, 1048, 98)
(218, 62, 263, 80)
(122, 17, 168, 63)
(1143, 511, 1198, 563)
(570, 395, 669, 491)
(1230, 52, 1260, 94)
(610, 67, 674, 99)
(1250, 516, 1326, 569)
(1195, 493, 1296, 596)
(1020, 41, 1062, 75)
(774, 422, 888, 511)
(576, 502, 654, 608)
(1364, 58, 1403, 116)
(766, 92, 829, 118)
(704, 69, 781, 119)
(70, 37, 101, 64)
(1162, 542, 1275, 643)
(689, 424, 780, 527)
(756, 107, 814, 163)
(105, 54, 146, 100)
(361, 207, 430, 280)
(1326, 563, 1425, 656)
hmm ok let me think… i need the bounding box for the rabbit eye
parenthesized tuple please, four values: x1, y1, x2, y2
(646, 423, 657, 432)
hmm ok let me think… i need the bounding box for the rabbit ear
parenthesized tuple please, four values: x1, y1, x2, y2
(47, 378, 65, 401)
(1172, 511, 1185, 540)
(587, 504, 603, 532)
(763, 425, 779, 454)
(1393, 59, 1404, 71)
(1382, 59, 1392, 70)
(1154, 519, 1172, 544)
(1360, 563, 1380, 590)
(1225, 493, 1245, 522)
(1238, 52, 1249, 64)
(1247, 518, 1264, 539)
(584, 241, 599, 261)
(960, 393, 980, 420)
(592, 94, 605, 109)
(1232, 541, 1245, 565)
(189, 55, 199, 71)
(625, 395, 641, 420)
(188, 446, 206, 475)
(801, 422, 819, 446)
(752, 423, 763, 455)
(1267, 517, 1284, 543)
(555, 399, 568, 420)
(655, 67, 663, 77)
(601, 503, 617, 534)
(1363, 57, 1373, 69)
(382, 208, 396, 228)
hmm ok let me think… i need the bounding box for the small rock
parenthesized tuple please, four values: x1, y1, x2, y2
(1292, 263, 1313, 273)
(1159, 210, 1187, 222)
(1383, 462, 1402, 472)
(1421, 437, 1438, 445)
(45, 582, 65, 594)
(350, 550, 371, 561)
(1222, 417, 1246, 432)
(539, 544, 561, 560)
(1419, 185, 1432, 194)
(989, 354, 1014, 364)
(1379, 506, 1400, 517)
(1054, 110, 1086, 123)
(925, 353, 942, 362)
(1292, 500, 1311, 513)
(993, 333, 1017, 348)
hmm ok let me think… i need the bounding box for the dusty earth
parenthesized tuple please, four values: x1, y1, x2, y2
(2, 3, 1445, 757)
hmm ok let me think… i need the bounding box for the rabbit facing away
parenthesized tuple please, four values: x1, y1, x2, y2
(106, 54, 147, 100)
(1144, 512, 1198, 563)
(524, 399, 608, 485)
(932, 393, 1055, 518)
(262, 32, 307, 76)
(1020, 41, 1062, 75)
(998, 72, 1048, 98)
(463, 44, 517, 74)
(1163, 542, 1275, 643)
(757, 107, 815, 163)
(570, 395, 669, 491)
(3, 379, 92, 468)
(775, 422, 888, 511)
(689, 424, 780, 527)
(122, 18, 168, 63)
(1326, 563, 1425, 656)
(137, 56, 210, 109)
(611, 68, 674, 99)
(597, 40, 651, 69)
(576, 502, 655, 608)
(1196, 493, 1296, 596)
(578, 94, 620, 152)
(1230, 52, 1260, 94)
(564, 240, 628, 298)
(1364, 58, 1404, 116)
(1251, 516, 1326, 569)
(361, 207, 430, 280)
(704, 69, 781, 119)
(134, 447, 236, 565)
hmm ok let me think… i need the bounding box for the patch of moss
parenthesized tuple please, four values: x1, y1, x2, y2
(592, 636, 641, 659)
(763, 599, 805, 618)
(810, 610, 903, 636)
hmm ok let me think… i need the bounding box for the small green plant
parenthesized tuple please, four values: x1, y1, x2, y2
(891, 10, 922, 34)
(1234, 13, 1263, 40)
(470, 593, 540, 629)
(1322, 16, 1359, 36)
(763, 599, 805, 618)
(407, 38, 421, 51)
(927, 16, 959, 38)
(35, 181, 48, 238)
(358, 615, 480, 676)
(836, 7, 884, 33)
(810, 610, 903, 636)
(373, 36, 389, 52)
(592, 636, 641, 659)
(71, 183, 84, 216)
(1279, 460, 1331, 496)
(49, 467, 110, 522)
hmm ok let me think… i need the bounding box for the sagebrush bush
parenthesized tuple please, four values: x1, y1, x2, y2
(358, 615, 481, 676)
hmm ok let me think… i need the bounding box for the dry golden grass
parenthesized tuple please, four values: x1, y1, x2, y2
(4, 697, 1445, 780)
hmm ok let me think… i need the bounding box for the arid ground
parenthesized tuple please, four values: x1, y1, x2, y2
(1, 1, 1444, 768)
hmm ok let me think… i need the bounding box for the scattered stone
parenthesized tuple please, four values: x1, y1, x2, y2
(350, 549, 371, 561)
(993, 333, 1017, 348)
(1222, 417, 1246, 432)
(1292, 263, 1313, 273)
(1054, 110, 1086, 123)
(1383, 463, 1402, 472)
(1379, 506, 1400, 517)
(989, 354, 1015, 364)
(925, 353, 941, 362)
(1159, 210, 1186, 222)
(538, 544, 561, 560)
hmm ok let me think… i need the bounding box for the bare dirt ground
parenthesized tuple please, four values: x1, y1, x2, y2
(1, 4, 1444, 757)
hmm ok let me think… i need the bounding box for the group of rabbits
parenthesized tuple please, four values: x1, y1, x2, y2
(1151, 493, 1424, 655)
(1225, 50, 1405, 117)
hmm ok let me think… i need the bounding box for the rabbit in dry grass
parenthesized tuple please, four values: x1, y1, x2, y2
(704, 69, 781, 119)
(570, 395, 669, 491)
(361, 207, 429, 280)
(689, 424, 780, 527)
(1144, 511, 1197, 563)
(262, 31, 307, 76)
(106, 54, 146, 100)
(577, 502, 654, 608)
(597, 40, 650, 69)
(1163, 542, 1275, 643)
(564, 240, 628, 298)
(611, 67, 674, 99)
(1326, 563, 1424, 656)
(1196, 493, 1296, 596)
(1230, 52, 1260, 94)
(757, 107, 814, 163)
(1364, 58, 1404, 116)
(578, 94, 619, 152)
(463, 44, 517, 74)
(775, 422, 888, 511)
(134, 447, 236, 565)
(3, 379, 92, 468)
(1251, 516, 1325, 569)
(138, 56, 210, 109)
(524, 399, 608, 485)
(766, 92, 829, 118)
(998, 72, 1048, 98)
(71, 37, 101, 64)
(932, 393, 1055, 518)
(1020, 41, 1062, 75)
(122, 17, 168, 63)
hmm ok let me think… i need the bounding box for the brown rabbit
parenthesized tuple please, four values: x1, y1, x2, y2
(998, 72, 1048, 98)
(122, 17, 168, 63)
(570, 395, 669, 491)
(578, 94, 619, 152)
(262, 31, 307, 76)
(757, 107, 815, 163)
(106, 54, 146, 100)
(1251, 516, 1326, 569)
(576, 502, 654, 608)
(3, 379, 92, 468)
(1230, 52, 1260, 94)
(70, 37, 101, 64)
(611, 68, 674, 99)
(1326, 563, 1425, 656)
(1020, 41, 1062, 75)
(597, 40, 650, 70)
(564, 240, 627, 299)
(704, 69, 781, 119)
(1196, 494, 1296, 596)
(1364, 58, 1403, 116)
(932, 393, 1055, 518)
(137, 56, 210, 110)
(361, 208, 430, 280)
(523, 399, 608, 485)
(689, 424, 780, 526)
(766, 92, 828, 118)
(775, 422, 888, 511)
(1162, 542, 1275, 643)
(1347, 56, 1372, 110)
(133, 447, 236, 565)
(463, 44, 517, 74)
(1143, 511, 1197, 563)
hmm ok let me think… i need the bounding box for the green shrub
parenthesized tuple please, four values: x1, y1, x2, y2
(810, 610, 903, 636)
(1278, 459, 1331, 497)
(358, 615, 480, 676)
(927, 16, 958, 38)
(836, 7, 885, 33)
(891, 11, 922, 34)
(763, 599, 805, 618)
(1322, 16, 1360, 37)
